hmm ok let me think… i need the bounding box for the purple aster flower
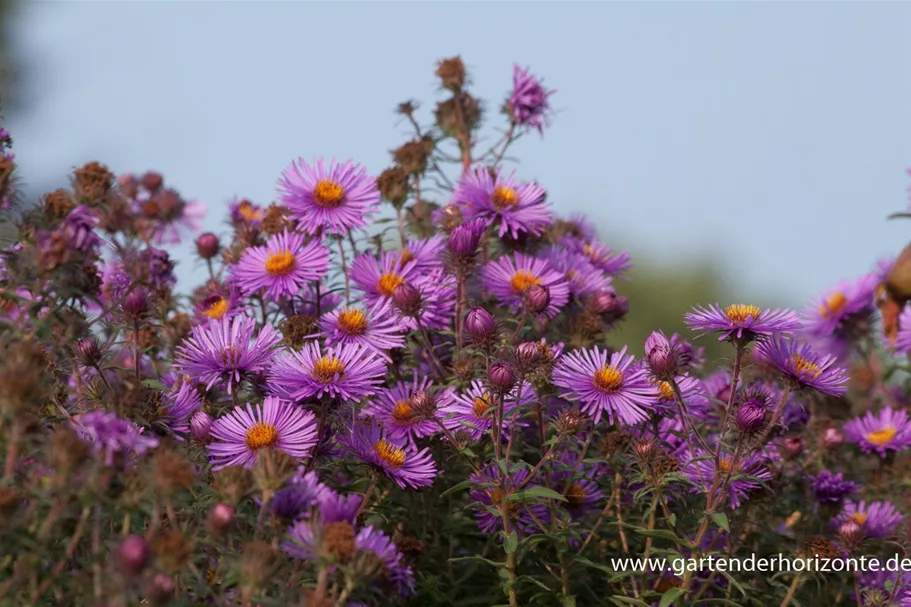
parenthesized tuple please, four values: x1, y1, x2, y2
(269, 342, 386, 402)
(470, 462, 549, 537)
(803, 274, 877, 340)
(544, 245, 612, 298)
(684, 303, 801, 343)
(206, 396, 318, 470)
(229, 198, 264, 226)
(551, 450, 605, 518)
(396, 269, 457, 331)
(277, 158, 380, 235)
(453, 168, 552, 239)
(399, 235, 445, 272)
(230, 230, 329, 301)
(350, 251, 421, 308)
(174, 315, 281, 394)
(159, 373, 204, 436)
(482, 252, 570, 320)
(651, 374, 710, 419)
(835, 500, 904, 538)
(754, 336, 849, 396)
(894, 306, 911, 354)
(193, 283, 243, 325)
(508, 64, 555, 134)
(553, 345, 659, 425)
(439, 379, 534, 441)
(62, 205, 101, 253)
(134, 187, 205, 245)
(139, 247, 176, 291)
(446, 218, 486, 261)
(807, 470, 857, 504)
(683, 449, 772, 509)
(283, 490, 362, 560)
(71, 410, 159, 466)
(701, 371, 732, 405)
(844, 408, 911, 457)
(354, 525, 415, 596)
(361, 374, 448, 441)
(669, 333, 705, 371)
(101, 263, 132, 302)
(319, 298, 405, 361)
(343, 421, 437, 489)
(563, 236, 633, 277)
(271, 470, 333, 521)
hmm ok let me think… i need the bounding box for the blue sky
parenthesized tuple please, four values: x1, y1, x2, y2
(8, 1, 911, 306)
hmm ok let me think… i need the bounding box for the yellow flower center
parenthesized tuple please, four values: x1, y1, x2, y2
(313, 179, 345, 208)
(377, 272, 405, 297)
(851, 512, 868, 526)
(491, 185, 519, 209)
(203, 296, 229, 320)
(565, 483, 587, 508)
(866, 426, 897, 447)
(718, 457, 734, 473)
(238, 201, 262, 222)
(337, 308, 369, 336)
(399, 249, 414, 267)
(391, 400, 414, 422)
(792, 354, 822, 379)
(592, 365, 623, 393)
(312, 356, 345, 383)
(510, 270, 542, 294)
(489, 487, 519, 517)
(582, 243, 603, 264)
(373, 439, 407, 468)
(724, 304, 762, 324)
(244, 422, 279, 451)
(473, 393, 492, 418)
(658, 381, 674, 401)
(818, 291, 847, 319)
(264, 250, 296, 276)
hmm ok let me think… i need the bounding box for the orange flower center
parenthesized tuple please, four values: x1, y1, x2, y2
(565, 483, 587, 508)
(724, 304, 761, 324)
(851, 512, 868, 526)
(510, 270, 542, 294)
(238, 201, 262, 222)
(491, 185, 519, 209)
(377, 272, 405, 297)
(265, 250, 296, 276)
(592, 365, 623, 393)
(718, 457, 734, 473)
(391, 400, 414, 422)
(818, 291, 847, 319)
(244, 422, 279, 451)
(867, 426, 897, 447)
(312, 356, 345, 383)
(373, 439, 407, 468)
(792, 354, 822, 379)
(473, 392, 492, 417)
(399, 249, 415, 267)
(313, 179, 345, 208)
(337, 308, 368, 336)
(203, 296, 229, 320)
(658, 381, 674, 401)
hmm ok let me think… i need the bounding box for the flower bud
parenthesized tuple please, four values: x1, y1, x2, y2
(208, 503, 236, 535)
(554, 407, 586, 435)
(408, 390, 436, 419)
(190, 410, 214, 444)
(74, 337, 102, 367)
(589, 289, 617, 314)
(145, 573, 176, 606)
(117, 535, 151, 577)
(784, 437, 804, 458)
(644, 331, 679, 380)
(823, 427, 844, 450)
(839, 520, 863, 550)
(735, 401, 766, 434)
(465, 307, 497, 345)
(515, 342, 542, 372)
(391, 283, 422, 317)
(436, 56, 466, 91)
(140, 171, 164, 193)
(118, 173, 139, 198)
(634, 439, 656, 462)
(122, 289, 149, 319)
(195, 232, 220, 260)
(524, 284, 550, 315)
(447, 218, 485, 257)
(488, 362, 516, 392)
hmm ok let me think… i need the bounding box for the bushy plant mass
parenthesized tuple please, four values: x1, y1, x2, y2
(1, 56, 911, 607)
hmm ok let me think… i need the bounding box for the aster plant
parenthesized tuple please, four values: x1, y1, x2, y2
(3, 57, 911, 607)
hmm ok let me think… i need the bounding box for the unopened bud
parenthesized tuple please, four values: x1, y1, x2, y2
(465, 307, 497, 346)
(515, 342, 542, 372)
(839, 520, 863, 550)
(735, 400, 766, 434)
(140, 171, 164, 193)
(145, 573, 176, 605)
(634, 439, 656, 462)
(823, 427, 844, 450)
(122, 289, 149, 319)
(391, 283, 422, 317)
(554, 407, 586, 435)
(208, 503, 236, 534)
(524, 284, 551, 315)
(447, 218, 485, 257)
(488, 362, 516, 392)
(784, 437, 804, 458)
(118, 174, 140, 198)
(190, 410, 214, 444)
(195, 232, 220, 260)
(408, 390, 436, 419)
(644, 331, 679, 380)
(74, 337, 103, 367)
(117, 535, 151, 577)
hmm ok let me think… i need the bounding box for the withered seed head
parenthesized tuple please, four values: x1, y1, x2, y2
(42, 188, 76, 221)
(322, 521, 357, 562)
(435, 56, 467, 91)
(73, 161, 115, 203)
(152, 530, 194, 573)
(280, 314, 319, 350)
(152, 449, 195, 496)
(377, 166, 410, 207)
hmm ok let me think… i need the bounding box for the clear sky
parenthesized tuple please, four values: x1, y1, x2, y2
(7, 1, 911, 306)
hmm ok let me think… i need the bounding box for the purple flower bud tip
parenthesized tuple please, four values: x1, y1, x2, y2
(515, 342, 542, 369)
(823, 427, 844, 450)
(75, 337, 102, 366)
(122, 289, 149, 318)
(190, 410, 214, 444)
(117, 535, 151, 577)
(208, 503, 236, 533)
(839, 520, 863, 548)
(524, 284, 551, 314)
(392, 283, 422, 317)
(447, 217, 486, 256)
(465, 307, 497, 343)
(195, 232, 221, 260)
(783, 437, 803, 458)
(644, 331, 680, 380)
(488, 361, 516, 392)
(734, 400, 766, 434)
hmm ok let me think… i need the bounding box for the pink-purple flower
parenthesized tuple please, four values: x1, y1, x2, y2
(269, 342, 386, 402)
(482, 252, 569, 320)
(685, 303, 801, 343)
(754, 336, 849, 396)
(508, 64, 555, 134)
(230, 230, 329, 301)
(453, 168, 551, 239)
(844, 407, 911, 458)
(343, 421, 438, 489)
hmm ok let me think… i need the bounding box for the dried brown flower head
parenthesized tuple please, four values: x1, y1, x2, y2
(42, 188, 76, 221)
(435, 56, 467, 91)
(377, 166, 410, 207)
(393, 137, 434, 176)
(73, 161, 115, 202)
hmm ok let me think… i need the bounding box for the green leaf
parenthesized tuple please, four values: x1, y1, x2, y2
(504, 531, 518, 554)
(659, 588, 685, 607)
(440, 479, 474, 498)
(508, 486, 567, 503)
(559, 596, 577, 607)
(142, 378, 166, 390)
(609, 597, 651, 607)
(667, 513, 677, 527)
(710, 512, 730, 533)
